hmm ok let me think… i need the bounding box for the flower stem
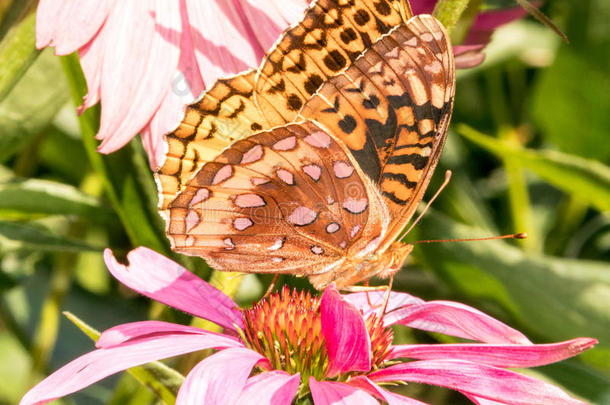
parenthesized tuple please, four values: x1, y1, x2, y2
(432, 0, 471, 33)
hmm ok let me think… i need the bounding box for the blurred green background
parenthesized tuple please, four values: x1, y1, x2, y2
(0, 0, 608, 404)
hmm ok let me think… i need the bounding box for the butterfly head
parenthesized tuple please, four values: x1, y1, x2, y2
(311, 242, 413, 290)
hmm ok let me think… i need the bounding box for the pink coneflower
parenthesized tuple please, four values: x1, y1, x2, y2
(35, 0, 310, 168)
(36, 1, 528, 168)
(21, 248, 595, 405)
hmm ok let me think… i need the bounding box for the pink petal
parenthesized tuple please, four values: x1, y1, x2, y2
(389, 338, 597, 368)
(103, 248, 243, 332)
(235, 371, 300, 405)
(463, 394, 508, 405)
(175, 347, 268, 405)
(239, 0, 311, 51)
(77, 28, 105, 112)
(185, 0, 263, 87)
(36, 0, 115, 54)
(383, 301, 531, 345)
(321, 285, 371, 377)
(96, 320, 239, 349)
(453, 44, 486, 69)
(96, 0, 181, 154)
(345, 290, 425, 319)
(348, 376, 430, 405)
(369, 359, 587, 405)
(309, 378, 378, 405)
(20, 332, 241, 405)
(142, 0, 206, 170)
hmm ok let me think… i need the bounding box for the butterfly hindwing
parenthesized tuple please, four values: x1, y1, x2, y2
(166, 121, 388, 276)
(299, 14, 455, 246)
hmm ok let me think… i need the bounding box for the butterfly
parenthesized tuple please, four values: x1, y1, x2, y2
(156, 0, 455, 289)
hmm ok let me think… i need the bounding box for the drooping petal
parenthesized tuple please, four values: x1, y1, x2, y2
(36, 0, 115, 54)
(77, 27, 106, 112)
(462, 394, 508, 405)
(185, 0, 263, 87)
(20, 332, 241, 405)
(389, 338, 597, 368)
(239, 0, 311, 51)
(321, 284, 371, 377)
(453, 44, 486, 69)
(96, 320, 240, 349)
(96, 0, 181, 154)
(235, 371, 301, 405)
(383, 300, 531, 344)
(142, 0, 206, 169)
(175, 347, 268, 405)
(369, 359, 587, 405)
(348, 376, 430, 405)
(345, 290, 424, 319)
(103, 248, 243, 331)
(309, 378, 379, 405)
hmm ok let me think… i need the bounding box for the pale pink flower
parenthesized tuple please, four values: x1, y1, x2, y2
(21, 248, 595, 405)
(35, 0, 310, 168)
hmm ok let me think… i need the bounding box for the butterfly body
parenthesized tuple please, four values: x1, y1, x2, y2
(157, 1, 455, 289)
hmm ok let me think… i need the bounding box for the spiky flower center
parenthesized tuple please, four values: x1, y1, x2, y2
(242, 286, 393, 382)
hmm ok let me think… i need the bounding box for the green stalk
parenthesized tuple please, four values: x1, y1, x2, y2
(432, 0, 471, 33)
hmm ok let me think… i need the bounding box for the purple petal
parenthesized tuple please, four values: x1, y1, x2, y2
(369, 359, 587, 405)
(175, 347, 268, 405)
(20, 333, 241, 405)
(464, 6, 530, 46)
(383, 300, 531, 344)
(389, 338, 597, 368)
(345, 290, 424, 319)
(96, 320, 239, 349)
(321, 284, 371, 377)
(104, 248, 243, 332)
(235, 371, 300, 404)
(309, 377, 379, 405)
(95, 0, 181, 154)
(36, 0, 115, 54)
(349, 376, 430, 405)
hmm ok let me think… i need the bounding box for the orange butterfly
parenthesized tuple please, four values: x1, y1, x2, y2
(156, 0, 455, 289)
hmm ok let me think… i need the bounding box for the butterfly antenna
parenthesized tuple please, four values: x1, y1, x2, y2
(377, 275, 395, 328)
(263, 274, 280, 299)
(403, 170, 452, 238)
(413, 232, 528, 245)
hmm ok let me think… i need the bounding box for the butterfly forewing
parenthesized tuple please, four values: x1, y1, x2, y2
(299, 15, 455, 247)
(166, 121, 388, 276)
(158, 0, 411, 212)
(255, 0, 407, 123)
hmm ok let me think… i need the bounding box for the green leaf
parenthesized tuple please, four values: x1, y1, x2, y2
(0, 48, 69, 163)
(0, 177, 113, 220)
(0, 4, 38, 103)
(414, 211, 610, 369)
(65, 312, 184, 405)
(457, 124, 610, 212)
(0, 221, 102, 252)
